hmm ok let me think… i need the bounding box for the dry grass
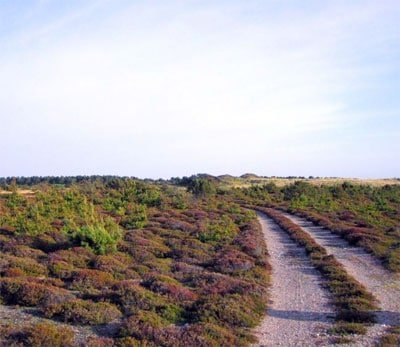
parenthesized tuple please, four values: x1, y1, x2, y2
(0, 189, 35, 195)
(218, 177, 400, 189)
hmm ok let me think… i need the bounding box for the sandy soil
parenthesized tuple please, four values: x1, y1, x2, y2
(254, 213, 334, 346)
(282, 212, 400, 346)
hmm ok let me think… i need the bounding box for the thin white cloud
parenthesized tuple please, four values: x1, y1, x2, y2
(0, 1, 399, 177)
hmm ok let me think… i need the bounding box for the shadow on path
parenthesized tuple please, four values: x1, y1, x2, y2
(267, 308, 335, 323)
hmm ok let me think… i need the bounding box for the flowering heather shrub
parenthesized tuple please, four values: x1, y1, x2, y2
(118, 241, 156, 264)
(0, 278, 73, 306)
(93, 254, 139, 280)
(182, 209, 208, 221)
(3, 267, 25, 277)
(26, 322, 76, 347)
(171, 261, 203, 275)
(23, 275, 65, 288)
(5, 244, 47, 259)
(86, 337, 116, 347)
(0, 322, 76, 347)
(0, 254, 48, 277)
(173, 323, 239, 347)
(0, 232, 11, 245)
(186, 271, 262, 296)
(142, 258, 173, 275)
(48, 259, 75, 279)
(43, 299, 122, 325)
(120, 320, 240, 347)
(166, 238, 212, 265)
(119, 310, 167, 340)
(49, 247, 94, 268)
(156, 217, 195, 233)
(143, 273, 198, 302)
(125, 230, 170, 255)
(211, 247, 255, 274)
(108, 281, 185, 323)
(70, 269, 116, 294)
(193, 293, 265, 328)
(93, 254, 128, 273)
(234, 220, 268, 260)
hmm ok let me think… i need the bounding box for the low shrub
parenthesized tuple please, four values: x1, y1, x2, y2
(43, 299, 122, 325)
(69, 219, 122, 255)
(198, 215, 238, 243)
(192, 294, 264, 328)
(120, 321, 241, 347)
(86, 337, 118, 347)
(49, 247, 94, 268)
(3, 267, 25, 277)
(26, 322, 76, 347)
(188, 271, 264, 296)
(93, 254, 129, 275)
(120, 203, 148, 229)
(70, 269, 115, 294)
(379, 334, 400, 346)
(0, 278, 72, 306)
(328, 322, 367, 335)
(0, 254, 48, 277)
(211, 248, 255, 274)
(143, 274, 198, 302)
(6, 244, 47, 259)
(109, 281, 185, 323)
(234, 220, 267, 260)
(49, 260, 75, 279)
(119, 310, 167, 339)
(0, 322, 76, 347)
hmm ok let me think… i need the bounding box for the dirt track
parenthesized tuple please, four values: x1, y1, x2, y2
(254, 212, 334, 346)
(282, 212, 400, 346)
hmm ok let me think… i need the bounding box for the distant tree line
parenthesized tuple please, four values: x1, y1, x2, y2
(0, 176, 144, 187)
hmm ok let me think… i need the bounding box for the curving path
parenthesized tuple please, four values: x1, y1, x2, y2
(254, 212, 334, 346)
(282, 212, 400, 346)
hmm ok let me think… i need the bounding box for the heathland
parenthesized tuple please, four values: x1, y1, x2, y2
(0, 174, 399, 346)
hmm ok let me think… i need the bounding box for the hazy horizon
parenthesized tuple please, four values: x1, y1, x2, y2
(1, 1, 399, 179)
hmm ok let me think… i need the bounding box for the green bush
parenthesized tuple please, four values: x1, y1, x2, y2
(70, 218, 122, 254)
(199, 215, 238, 243)
(120, 204, 147, 229)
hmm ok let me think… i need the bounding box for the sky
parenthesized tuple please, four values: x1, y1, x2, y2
(1, 0, 399, 179)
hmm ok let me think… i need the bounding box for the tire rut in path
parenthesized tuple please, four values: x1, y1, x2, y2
(254, 212, 335, 347)
(282, 212, 400, 346)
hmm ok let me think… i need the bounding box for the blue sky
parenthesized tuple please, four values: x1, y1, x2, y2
(1, 0, 399, 178)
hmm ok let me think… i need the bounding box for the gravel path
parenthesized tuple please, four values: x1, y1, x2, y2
(282, 212, 400, 346)
(254, 212, 335, 347)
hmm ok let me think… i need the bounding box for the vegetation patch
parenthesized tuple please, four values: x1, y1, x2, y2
(0, 322, 76, 347)
(0, 177, 270, 346)
(378, 326, 400, 346)
(235, 181, 400, 272)
(43, 299, 122, 325)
